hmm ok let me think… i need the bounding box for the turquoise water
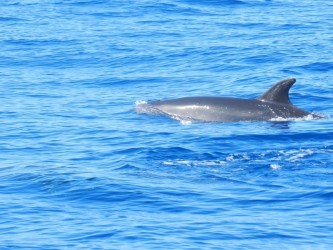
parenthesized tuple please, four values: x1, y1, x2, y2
(1, 0, 333, 249)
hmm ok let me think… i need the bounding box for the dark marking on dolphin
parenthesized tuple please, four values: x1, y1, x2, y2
(149, 78, 321, 122)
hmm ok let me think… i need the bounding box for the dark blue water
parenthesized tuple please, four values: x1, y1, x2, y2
(1, 0, 333, 249)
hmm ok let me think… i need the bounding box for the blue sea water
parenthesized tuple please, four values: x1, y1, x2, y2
(1, 0, 333, 249)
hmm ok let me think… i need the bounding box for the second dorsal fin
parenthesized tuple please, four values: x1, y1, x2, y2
(256, 78, 296, 105)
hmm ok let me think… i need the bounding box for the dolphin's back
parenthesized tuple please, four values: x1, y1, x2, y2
(151, 97, 278, 122)
(149, 78, 317, 122)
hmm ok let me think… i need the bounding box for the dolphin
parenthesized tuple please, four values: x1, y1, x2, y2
(149, 78, 321, 122)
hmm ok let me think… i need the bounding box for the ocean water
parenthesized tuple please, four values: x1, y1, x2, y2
(1, 0, 333, 249)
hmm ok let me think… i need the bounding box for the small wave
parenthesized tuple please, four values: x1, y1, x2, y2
(181, 0, 246, 6)
(163, 159, 227, 167)
(299, 62, 333, 72)
(0, 17, 25, 22)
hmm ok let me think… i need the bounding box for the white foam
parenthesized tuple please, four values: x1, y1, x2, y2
(169, 115, 193, 125)
(226, 155, 235, 161)
(180, 119, 192, 125)
(269, 114, 318, 122)
(135, 100, 160, 114)
(270, 164, 282, 170)
(135, 100, 147, 105)
(135, 100, 148, 113)
(288, 149, 314, 162)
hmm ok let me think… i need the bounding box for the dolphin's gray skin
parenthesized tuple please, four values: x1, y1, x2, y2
(149, 78, 321, 122)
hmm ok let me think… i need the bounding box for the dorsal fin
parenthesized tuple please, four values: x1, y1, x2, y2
(256, 78, 296, 105)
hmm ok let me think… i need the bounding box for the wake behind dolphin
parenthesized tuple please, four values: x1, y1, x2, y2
(145, 78, 321, 122)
